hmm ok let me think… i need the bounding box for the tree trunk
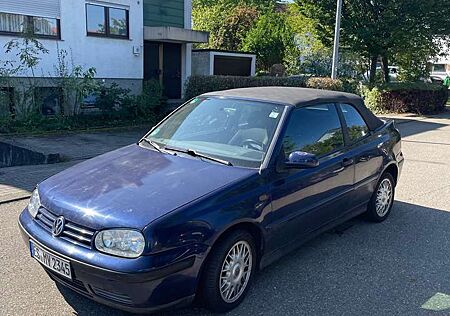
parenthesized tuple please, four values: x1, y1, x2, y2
(369, 55, 378, 84)
(382, 55, 390, 83)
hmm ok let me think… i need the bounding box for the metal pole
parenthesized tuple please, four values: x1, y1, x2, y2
(331, 0, 343, 79)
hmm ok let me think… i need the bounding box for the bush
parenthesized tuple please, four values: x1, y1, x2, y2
(184, 75, 308, 100)
(94, 83, 130, 117)
(0, 80, 167, 135)
(341, 78, 362, 95)
(306, 77, 343, 91)
(361, 83, 448, 114)
(122, 80, 165, 119)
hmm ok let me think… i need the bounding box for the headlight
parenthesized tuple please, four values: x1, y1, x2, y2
(28, 189, 40, 218)
(95, 229, 145, 258)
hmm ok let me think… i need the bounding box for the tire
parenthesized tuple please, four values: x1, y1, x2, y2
(365, 172, 395, 222)
(199, 230, 256, 313)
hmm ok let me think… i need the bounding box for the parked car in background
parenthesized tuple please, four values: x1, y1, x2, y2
(364, 65, 399, 82)
(19, 87, 403, 314)
(430, 62, 450, 83)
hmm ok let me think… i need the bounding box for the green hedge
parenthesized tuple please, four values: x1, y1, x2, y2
(361, 83, 449, 114)
(184, 75, 308, 100)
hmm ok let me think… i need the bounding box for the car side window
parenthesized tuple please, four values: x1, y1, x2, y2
(282, 104, 344, 157)
(339, 104, 369, 142)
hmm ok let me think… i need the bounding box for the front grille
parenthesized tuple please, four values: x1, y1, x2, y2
(35, 206, 95, 248)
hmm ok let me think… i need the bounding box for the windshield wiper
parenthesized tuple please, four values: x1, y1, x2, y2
(140, 138, 167, 154)
(164, 145, 233, 166)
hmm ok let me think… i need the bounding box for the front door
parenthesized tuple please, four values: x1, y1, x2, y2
(163, 43, 182, 99)
(144, 42, 160, 81)
(266, 104, 355, 252)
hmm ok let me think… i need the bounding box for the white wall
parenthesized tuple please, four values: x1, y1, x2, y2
(0, 0, 143, 80)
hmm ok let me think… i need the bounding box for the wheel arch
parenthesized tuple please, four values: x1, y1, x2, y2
(210, 221, 265, 267)
(382, 162, 399, 186)
(196, 220, 265, 296)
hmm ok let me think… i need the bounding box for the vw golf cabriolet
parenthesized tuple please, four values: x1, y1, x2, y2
(19, 87, 403, 313)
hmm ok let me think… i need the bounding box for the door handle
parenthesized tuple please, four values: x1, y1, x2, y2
(359, 155, 371, 162)
(333, 158, 353, 174)
(342, 158, 354, 167)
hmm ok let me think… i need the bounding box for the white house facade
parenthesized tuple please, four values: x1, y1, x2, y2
(0, 0, 208, 100)
(431, 39, 450, 80)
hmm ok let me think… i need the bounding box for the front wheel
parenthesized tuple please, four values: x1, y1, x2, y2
(365, 172, 395, 222)
(199, 230, 256, 313)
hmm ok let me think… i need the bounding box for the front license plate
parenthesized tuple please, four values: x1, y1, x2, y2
(30, 240, 72, 280)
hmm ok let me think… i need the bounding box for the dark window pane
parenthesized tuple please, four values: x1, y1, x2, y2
(86, 4, 105, 34)
(283, 104, 344, 157)
(339, 104, 369, 142)
(0, 12, 25, 33)
(433, 64, 446, 72)
(109, 8, 127, 36)
(33, 17, 58, 36)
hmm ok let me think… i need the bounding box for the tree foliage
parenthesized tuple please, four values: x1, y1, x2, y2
(297, 0, 450, 82)
(214, 6, 260, 51)
(192, 0, 272, 50)
(242, 12, 293, 71)
(297, 0, 450, 81)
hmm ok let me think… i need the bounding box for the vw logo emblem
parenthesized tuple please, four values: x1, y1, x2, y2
(52, 216, 65, 237)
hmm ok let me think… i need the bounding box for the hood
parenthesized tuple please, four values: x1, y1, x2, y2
(38, 144, 256, 230)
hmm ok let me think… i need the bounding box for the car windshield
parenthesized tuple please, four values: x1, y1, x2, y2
(146, 97, 286, 168)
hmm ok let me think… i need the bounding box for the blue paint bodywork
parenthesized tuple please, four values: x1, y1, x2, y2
(19, 98, 403, 313)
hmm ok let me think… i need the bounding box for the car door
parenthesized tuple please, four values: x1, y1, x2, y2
(266, 103, 355, 252)
(338, 103, 384, 206)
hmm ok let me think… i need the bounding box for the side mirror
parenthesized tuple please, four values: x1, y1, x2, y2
(285, 151, 319, 169)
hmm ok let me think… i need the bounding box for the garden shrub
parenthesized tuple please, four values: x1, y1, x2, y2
(122, 80, 165, 120)
(340, 78, 361, 95)
(93, 83, 130, 117)
(184, 75, 308, 100)
(306, 77, 343, 91)
(361, 82, 448, 114)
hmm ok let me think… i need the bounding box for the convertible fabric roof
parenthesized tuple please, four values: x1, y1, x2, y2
(201, 87, 383, 131)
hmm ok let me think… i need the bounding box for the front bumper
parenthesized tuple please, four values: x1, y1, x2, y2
(18, 210, 204, 313)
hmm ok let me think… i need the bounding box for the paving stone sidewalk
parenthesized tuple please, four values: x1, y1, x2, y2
(0, 161, 80, 204)
(0, 126, 148, 162)
(0, 126, 150, 204)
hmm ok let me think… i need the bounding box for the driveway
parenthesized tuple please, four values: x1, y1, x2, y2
(1, 113, 449, 315)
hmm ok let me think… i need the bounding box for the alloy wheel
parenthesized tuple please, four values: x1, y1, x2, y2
(219, 240, 253, 303)
(375, 178, 393, 217)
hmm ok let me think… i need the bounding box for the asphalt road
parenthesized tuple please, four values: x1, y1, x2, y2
(1, 114, 450, 316)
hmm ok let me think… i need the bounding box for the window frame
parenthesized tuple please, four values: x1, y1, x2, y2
(277, 103, 347, 160)
(337, 103, 371, 145)
(85, 4, 129, 39)
(0, 12, 60, 39)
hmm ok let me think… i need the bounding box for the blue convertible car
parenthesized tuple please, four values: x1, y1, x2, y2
(19, 87, 403, 313)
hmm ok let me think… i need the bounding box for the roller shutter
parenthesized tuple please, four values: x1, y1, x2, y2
(0, 0, 61, 18)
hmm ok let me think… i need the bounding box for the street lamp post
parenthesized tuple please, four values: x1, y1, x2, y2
(331, 0, 343, 79)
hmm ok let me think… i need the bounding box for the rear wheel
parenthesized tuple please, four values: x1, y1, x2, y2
(199, 230, 256, 313)
(365, 172, 395, 222)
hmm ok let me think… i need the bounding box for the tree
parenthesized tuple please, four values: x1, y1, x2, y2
(284, 2, 330, 75)
(242, 12, 294, 71)
(213, 6, 260, 51)
(193, 1, 269, 51)
(297, 0, 450, 83)
(193, 0, 275, 10)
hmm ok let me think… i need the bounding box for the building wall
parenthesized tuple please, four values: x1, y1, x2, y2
(0, 0, 144, 81)
(192, 51, 256, 76)
(143, 0, 184, 28)
(192, 51, 211, 76)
